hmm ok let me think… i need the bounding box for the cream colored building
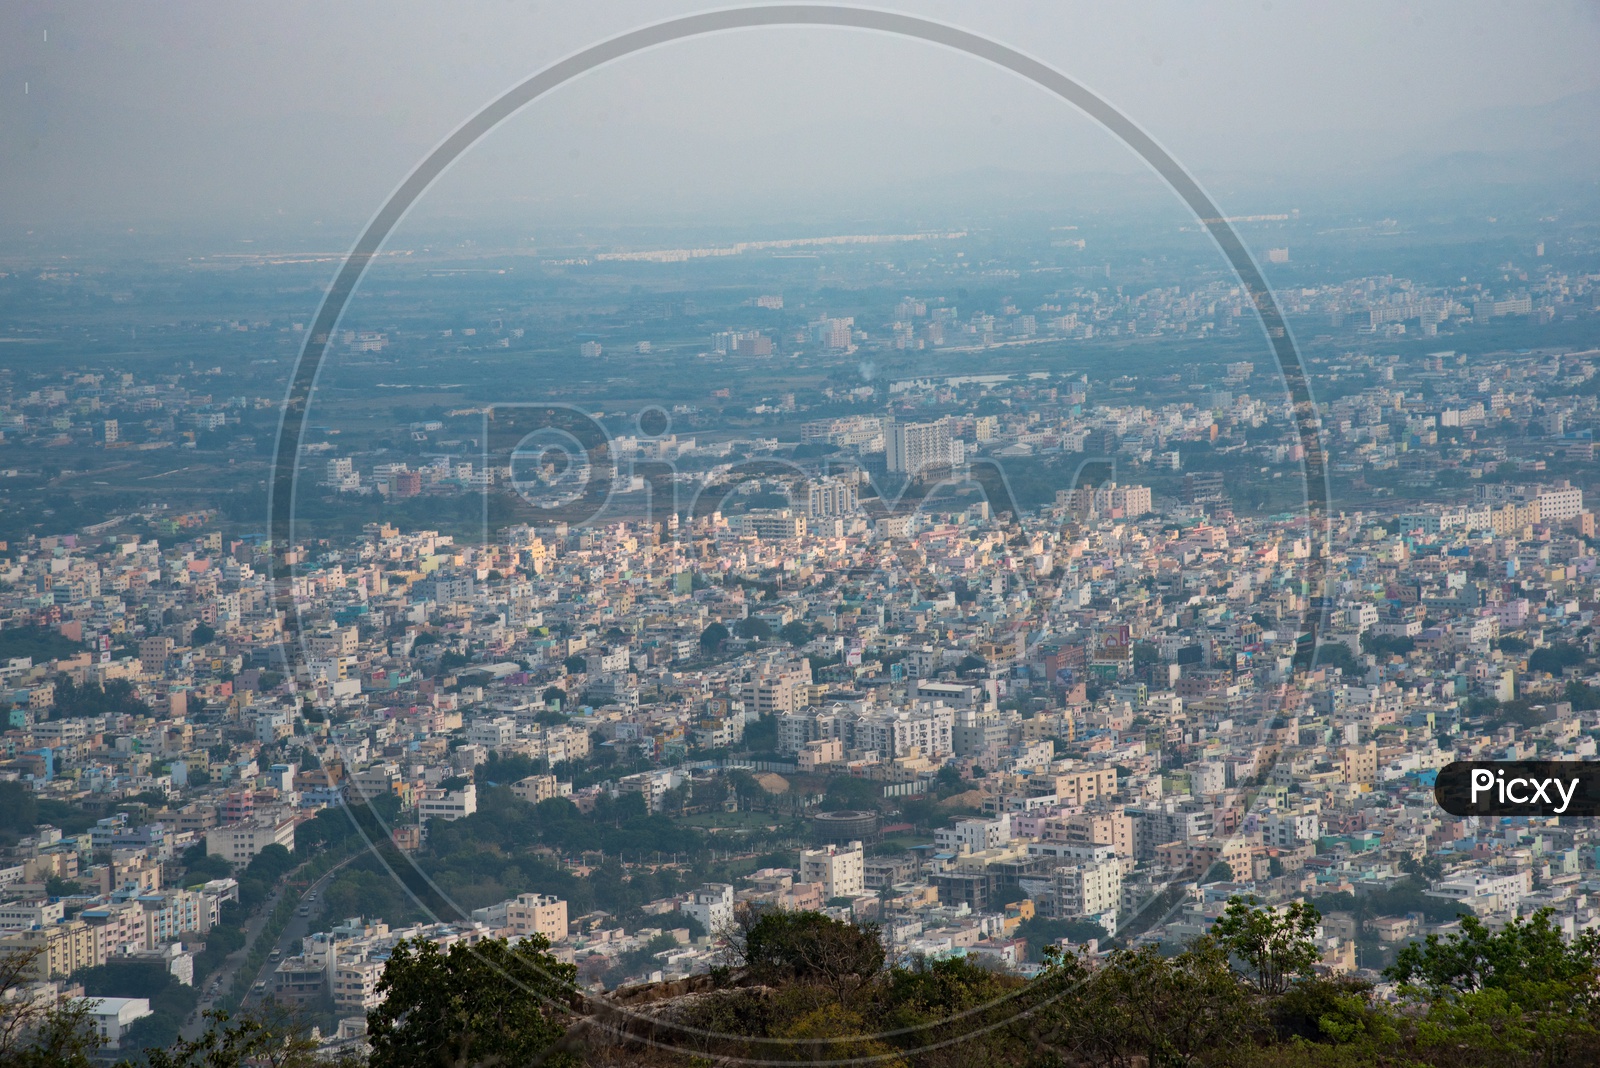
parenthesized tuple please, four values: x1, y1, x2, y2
(205, 817, 295, 866)
(0, 919, 104, 978)
(510, 775, 566, 805)
(506, 893, 567, 942)
(800, 841, 865, 900)
(333, 959, 385, 1012)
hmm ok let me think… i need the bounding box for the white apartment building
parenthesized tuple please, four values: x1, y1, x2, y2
(727, 510, 807, 540)
(681, 883, 735, 936)
(800, 841, 865, 900)
(1190, 762, 1228, 796)
(1050, 858, 1123, 930)
(886, 417, 959, 476)
(417, 783, 477, 822)
(1426, 869, 1533, 912)
(806, 477, 860, 518)
(0, 901, 65, 930)
(532, 724, 591, 764)
(205, 817, 295, 866)
(776, 707, 845, 755)
(852, 705, 954, 759)
(934, 816, 1013, 855)
(467, 715, 518, 750)
(1058, 482, 1154, 520)
(333, 959, 386, 1012)
(1537, 484, 1584, 522)
(78, 997, 152, 1049)
(744, 662, 813, 719)
(615, 769, 683, 814)
(1264, 811, 1321, 849)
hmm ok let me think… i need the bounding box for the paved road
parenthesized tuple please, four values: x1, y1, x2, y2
(182, 888, 285, 1038)
(182, 857, 353, 1038)
(237, 859, 355, 1013)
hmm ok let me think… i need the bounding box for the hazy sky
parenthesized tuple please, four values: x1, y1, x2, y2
(4, 1, 1599, 236)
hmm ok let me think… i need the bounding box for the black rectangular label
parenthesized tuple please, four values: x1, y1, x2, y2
(1435, 761, 1600, 818)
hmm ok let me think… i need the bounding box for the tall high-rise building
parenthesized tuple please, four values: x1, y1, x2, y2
(806, 477, 859, 518)
(812, 317, 853, 351)
(885, 418, 957, 476)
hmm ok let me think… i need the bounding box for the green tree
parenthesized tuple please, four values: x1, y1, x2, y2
(897, 796, 937, 830)
(734, 617, 773, 642)
(366, 936, 578, 1068)
(1564, 679, 1600, 712)
(1387, 910, 1600, 1068)
(657, 782, 690, 818)
(778, 620, 811, 646)
(1267, 974, 1400, 1049)
(1386, 908, 1598, 998)
(1, 946, 104, 1068)
(75, 960, 196, 1052)
(736, 909, 885, 1001)
(768, 1006, 907, 1066)
(1528, 643, 1586, 675)
(1016, 915, 1108, 961)
(821, 774, 880, 811)
(0, 625, 84, 662)
(142, 1007, 331, 1068)
(182, 850, 234, 884)
(726, 769, 760, 810)
(699, 622, 730, 655)
(1361, 631, 1415, 658)
(0, 781, 38, 841)
(1211, 896, 1322, 995)
(1311, 643, 1359, 675)
(1399, 854, 1444, 882)
(49, 676, 152, 720)
(1037, 939, 1261, 1068)
(933, 764, 966, 797)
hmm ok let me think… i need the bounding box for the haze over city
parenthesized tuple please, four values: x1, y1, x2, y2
(4, 1, 1600, 233)
(3, 5, 1600, 1068)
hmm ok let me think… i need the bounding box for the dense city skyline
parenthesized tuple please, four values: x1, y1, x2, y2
(4, 6, 1600, 1068)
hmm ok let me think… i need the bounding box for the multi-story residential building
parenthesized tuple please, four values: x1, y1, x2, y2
(417, 783, 477, 822)
(885, 417, 958, 476)
(204, 817, 295, 866)
(680, 884, 735, 936)
(506, 893, 568, 942)
(1049, 859, 1123, 929)
(510, 774, 566, 804)
(333, 959, 386, 1012)
(853, 705, 954, 759)
(799, 841, 865, 901)
(0, 919, 103, 978)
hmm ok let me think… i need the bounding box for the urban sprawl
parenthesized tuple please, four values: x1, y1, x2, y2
(3, 228, 1600, 1055)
